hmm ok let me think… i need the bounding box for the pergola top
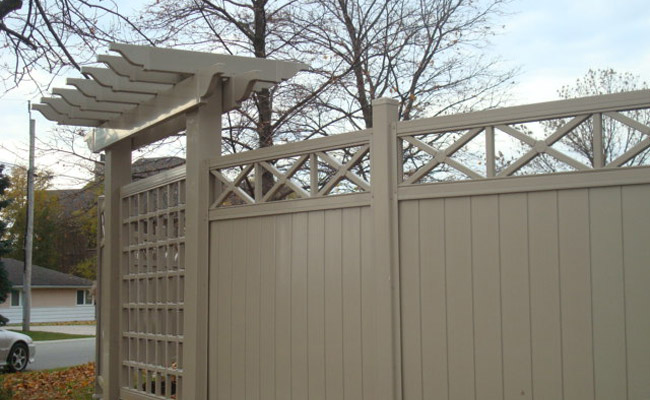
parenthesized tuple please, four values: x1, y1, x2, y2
(32, 43, 308, 153)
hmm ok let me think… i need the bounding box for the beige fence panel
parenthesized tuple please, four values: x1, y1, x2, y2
(396, 88, 650, 400)
(398, 182, 650, 400)
(200, 100, 403, 400)
(208, 207, 377, 400)
(119, 167, 186, 400)
(204, 126, 383, 400)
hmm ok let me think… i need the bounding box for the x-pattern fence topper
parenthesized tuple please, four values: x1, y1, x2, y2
(210, 144, 371, 208)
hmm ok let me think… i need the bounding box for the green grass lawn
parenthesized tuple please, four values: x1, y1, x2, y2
(7, 321, 96, 327)
(5, 330, 93, 341)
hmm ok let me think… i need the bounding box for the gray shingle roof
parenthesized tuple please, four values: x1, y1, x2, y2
(132, 157, 185, 180)
(0, 258, 92, 288)
(47, 189, 97, 217)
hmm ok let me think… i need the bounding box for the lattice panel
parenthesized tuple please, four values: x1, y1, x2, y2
(121, 179, 185, 399)
(210, 144, 371, 208)
(400, 110, 650, 184)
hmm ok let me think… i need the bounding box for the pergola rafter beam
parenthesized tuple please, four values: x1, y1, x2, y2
(97, 55, 187, 85)
(52, 88, 134, 113)
(110, 42, 308, 80)
(32, 104, 103, 126)
(67, 79, 155, 104)
(32, 42, 308, 152)
(41, 98, 117, 121)
(81, 67, 174, 94)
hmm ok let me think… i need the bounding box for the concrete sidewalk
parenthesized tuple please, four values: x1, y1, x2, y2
(7, 324, 96, 335)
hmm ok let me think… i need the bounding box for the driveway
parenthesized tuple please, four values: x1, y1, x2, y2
(27, 337, 95, 371)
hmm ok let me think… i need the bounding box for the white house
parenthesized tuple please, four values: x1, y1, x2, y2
(0, 258, 94, 324)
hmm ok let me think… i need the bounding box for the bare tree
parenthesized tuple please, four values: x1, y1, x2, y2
(554, 69, 650, 166)
(524, 69, 650, 173)
(135, 0, 514, 196)
(138, 0, 361, 194)
(0, 0, 153, 91)
(139, 0, 514, 136)
(301, 0, 515, 129)
(139, 0, 348, 154)
(5, 0, 515, 195)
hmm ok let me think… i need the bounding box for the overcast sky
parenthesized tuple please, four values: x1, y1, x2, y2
(493, 0, 650, 103)
(1, 0, 649, 188)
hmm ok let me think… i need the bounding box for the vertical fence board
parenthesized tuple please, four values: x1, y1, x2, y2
(324, 209, 344, 400)
(470, 195, 504, 400)
(589, 187, 627, 400)
(307, 211, 326, 400)
(622, 185, 650, 399)
(216, 220, 233, 400)
(360, 206, 377, 400)
(259, 216, 277, 400)
(418, 199, 449, 400)
(444, 197, 475, 400)
(342, 207, 363, 400)
(291, 213, 309, 400)
(558, 189, 594, 400)
(231, 220, 248, 399)
(399, 200, 423, 400)
(499, 193, 532, 400)
(275, 214, 293, 399)
(528, 191, 563, 400)
(246, 217, 262, 400)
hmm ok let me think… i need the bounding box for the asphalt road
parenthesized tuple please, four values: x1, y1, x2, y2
(27, 338, 95, 371)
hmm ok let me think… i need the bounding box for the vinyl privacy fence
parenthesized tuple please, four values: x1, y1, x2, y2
(105, 90, 650, 400)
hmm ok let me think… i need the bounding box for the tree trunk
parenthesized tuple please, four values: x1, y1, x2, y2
(252, 0, 276, 194)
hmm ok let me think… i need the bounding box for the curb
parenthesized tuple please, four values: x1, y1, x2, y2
(34, 338, 96, 344)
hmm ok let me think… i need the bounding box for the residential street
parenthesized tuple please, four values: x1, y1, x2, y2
(27, 338, 95, 371)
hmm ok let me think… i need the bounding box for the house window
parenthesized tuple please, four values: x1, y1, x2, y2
(77, 290, 92, 305)
(10, 290, 20, 307)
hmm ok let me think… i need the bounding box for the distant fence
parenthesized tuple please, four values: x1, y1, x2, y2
(1, 306, 95, 324)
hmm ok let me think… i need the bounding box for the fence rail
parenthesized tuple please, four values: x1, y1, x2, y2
(397, 89, 650, 136)
(397, 89, 650, 185)
(208, 129, 372, 208)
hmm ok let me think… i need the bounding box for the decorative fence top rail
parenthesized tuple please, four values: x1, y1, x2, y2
(397, 90, 650, 135)
(208, 129, 372, 208)
(121, 165, 187, 198)
(124, 90, 650, 210)
(397, 89, 650, 184)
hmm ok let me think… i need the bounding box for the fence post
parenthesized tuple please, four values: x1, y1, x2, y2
(102, 140, 131, 400)
(371, 98, 402, 400)
(183, 92, 222, 399)
(94, 196, 104, 398)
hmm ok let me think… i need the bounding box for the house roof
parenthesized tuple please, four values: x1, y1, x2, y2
(132, 157, 185, 180)
(47, 156, 185, 216)
(0, 258, 92, 288)
(47, 188, 98, 217)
